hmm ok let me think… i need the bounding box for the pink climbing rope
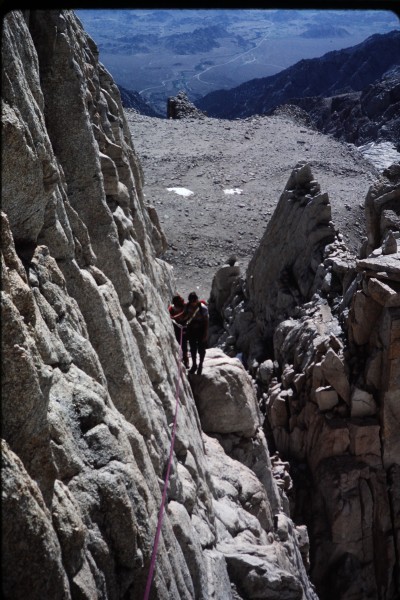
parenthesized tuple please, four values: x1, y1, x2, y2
(143, 324, 184, 600)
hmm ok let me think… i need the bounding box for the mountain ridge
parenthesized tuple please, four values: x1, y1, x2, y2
(271, 66, 400, 147)
(196, 30, 400, 119)
(76, 8, 399, 114)
(118, 84, 163, 117)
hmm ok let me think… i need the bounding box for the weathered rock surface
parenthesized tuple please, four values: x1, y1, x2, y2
(212, 161, 400, 598)
(191, 348, 261, 437)
(167, 90, 206, 120)
(1, 10, 317, 600)
(361, 162, 400, 257)
(280, 67, 400, 148)
(228, 162, 338, 358)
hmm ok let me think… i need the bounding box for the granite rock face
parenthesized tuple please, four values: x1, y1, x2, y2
(220, 162, 336, 360)
(191, 348, 262, 438)
(214, 163, 400, 599)
(361, 163, 400, 257)
(1, 10, 317, 600)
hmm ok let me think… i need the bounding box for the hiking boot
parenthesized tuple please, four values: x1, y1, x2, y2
(189, 363, 197, 374)
(197, 364, 203, 375)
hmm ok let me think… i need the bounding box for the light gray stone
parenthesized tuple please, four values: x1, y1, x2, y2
(191, 348, 261, 437)
(351, 388, 377, 417)
(315, 386, 339, 411)
(258, 358, 274, 385)
(320, 348, 350, 404)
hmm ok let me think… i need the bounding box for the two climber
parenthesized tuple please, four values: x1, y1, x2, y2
(168, 291, 209, 375)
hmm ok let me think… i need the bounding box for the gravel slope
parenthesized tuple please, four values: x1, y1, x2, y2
(126, 111, 379, 301)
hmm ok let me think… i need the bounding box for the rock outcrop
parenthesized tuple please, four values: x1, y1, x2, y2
(218, 162, 339, 360)
(361, 163, 400, 257)
(190, 349, 316, 599)
(167, 91, 206, 120)
(278, 67, 400, 148)
(118, 84, 163, 117)
(213, 161, 400, 599)
(1, 10, 317, 600)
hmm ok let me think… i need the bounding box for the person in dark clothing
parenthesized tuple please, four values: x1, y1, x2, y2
(185, 292, 209, 375)
(168, 294, 189, 368)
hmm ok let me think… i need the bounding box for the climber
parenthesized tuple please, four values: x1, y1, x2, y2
(185, 292, 209, 375)
(168, 294, 189, 368)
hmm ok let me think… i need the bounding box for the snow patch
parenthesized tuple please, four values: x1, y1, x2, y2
(167, 187, 194, 197)
(357, 141, 400, 172)
(224, 188, 243, 195)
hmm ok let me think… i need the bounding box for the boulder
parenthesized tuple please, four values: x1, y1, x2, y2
(220, 543, 307, 600)
(167, 91, 206, 120)
(367, 277, 399, 306)
(209, 262, 241, 318)
(320, 349, 350, 404)
(258, 359, 274, 385)
(191, 348, 261, 437)
(315, 386, 339, 411)
(351, 388, 377, 417)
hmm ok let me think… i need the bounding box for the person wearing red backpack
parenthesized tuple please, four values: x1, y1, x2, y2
(168, 294, 189, 368)
(185, 292, 209, 375)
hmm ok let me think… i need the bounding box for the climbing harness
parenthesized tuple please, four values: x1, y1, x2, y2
(143, 324, 185, 600)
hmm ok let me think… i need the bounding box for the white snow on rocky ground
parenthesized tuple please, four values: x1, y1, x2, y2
(167, 187, 194, 197)
(357, 141, 400, 171)
(223, 188, 243, 195)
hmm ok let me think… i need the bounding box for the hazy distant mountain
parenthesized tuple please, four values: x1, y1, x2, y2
(97, 26, 234, 56)
(76, 9, 399, 115)
(299, 25, 349, 38)
(164, 25, 230, 55)
(272, 66, 400, 148)
(196, 31, 400, 119)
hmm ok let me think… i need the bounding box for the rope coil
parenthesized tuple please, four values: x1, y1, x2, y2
(143, 326, 184, 600)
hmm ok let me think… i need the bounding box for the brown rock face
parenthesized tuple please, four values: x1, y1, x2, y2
(215, 163, 400, 598)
